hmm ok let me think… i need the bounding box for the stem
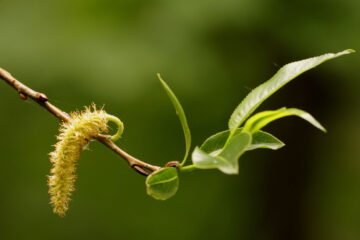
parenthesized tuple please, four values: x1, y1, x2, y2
(179, 164, 196, 173)
(0, 67, 160, 176)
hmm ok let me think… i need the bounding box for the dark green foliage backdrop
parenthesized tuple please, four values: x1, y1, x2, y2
(0, 0, 359, 239)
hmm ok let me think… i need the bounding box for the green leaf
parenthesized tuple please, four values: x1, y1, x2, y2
(146, 167, 179, 200)
(192, 132, 252, 174)
(157, 74, 191, 166)
(248, 130, 285, 151)
(192, 148, 228, 171)
(228, 49, 354, 134)
(200, 128, 284, 156)
(243, 107, 326, 133)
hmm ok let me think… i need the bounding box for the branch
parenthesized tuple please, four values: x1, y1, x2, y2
(0, 67, 160, 176)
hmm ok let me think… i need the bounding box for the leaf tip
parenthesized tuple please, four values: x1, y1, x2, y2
(157, 73, 164, 82)
(337, 49, 356, 57)
(345, 49, 356, 54)
(314, 120, 327, 133)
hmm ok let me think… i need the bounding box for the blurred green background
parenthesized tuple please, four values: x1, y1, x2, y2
(0, 0, 359, 239)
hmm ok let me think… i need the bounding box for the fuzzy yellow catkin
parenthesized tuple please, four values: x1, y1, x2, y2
(48, 104, 109, 217)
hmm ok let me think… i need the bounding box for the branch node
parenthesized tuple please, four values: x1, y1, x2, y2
(19, 92, 27, 100)
(165, 161, 180, 168)
(37, 93, 48, 102)
(132, 165, 150, 176)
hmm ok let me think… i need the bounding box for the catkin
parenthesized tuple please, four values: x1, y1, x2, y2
(48, 104, 108, 217)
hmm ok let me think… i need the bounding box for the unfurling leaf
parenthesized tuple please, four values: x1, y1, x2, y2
(158, 74, 191, 166)
(228, 50, 354, 134)
(146, 167, 179, 200)
(243, 107, 326, 133)
(192, 132, 252, 174)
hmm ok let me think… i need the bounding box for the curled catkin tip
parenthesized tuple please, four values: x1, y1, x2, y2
(48, 104, 111, 216)
(106, 114, 124, 141)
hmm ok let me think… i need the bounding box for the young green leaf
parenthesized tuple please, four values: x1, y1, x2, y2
(243, 107, 326, 133)
(248, 130, 285, 151)
(228, 49, 354, 135)
(157, 74, 191, 166)
(200, 128, 284, 156)
(192, 148, 228, 170)
(146, 167, 179, 200)
(192, 132, 252, 174)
